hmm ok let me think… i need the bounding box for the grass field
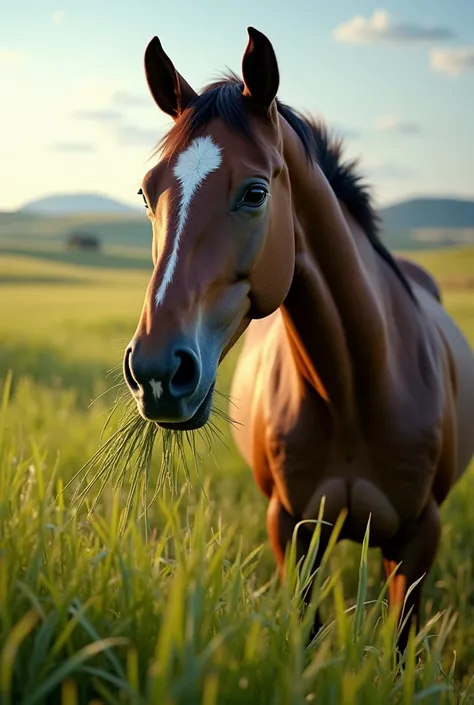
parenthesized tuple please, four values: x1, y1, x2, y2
(1, 235, 474, 704)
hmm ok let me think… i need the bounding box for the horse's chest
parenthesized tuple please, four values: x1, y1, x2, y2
(266, 410, 441, 545)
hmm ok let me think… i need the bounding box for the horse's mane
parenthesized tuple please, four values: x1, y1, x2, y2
(157, 71, 414, 300)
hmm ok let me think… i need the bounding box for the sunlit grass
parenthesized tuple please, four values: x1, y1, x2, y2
(1, 245, 474, 702)
(0, 376, 469, 703)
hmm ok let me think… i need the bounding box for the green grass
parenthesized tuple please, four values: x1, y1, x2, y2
(0, 244, 151, 272)
(0, 212, 150, 249)
(1, 210, 470, 253)
(405, 245, 474, 280)
(1, 244, 474, 703)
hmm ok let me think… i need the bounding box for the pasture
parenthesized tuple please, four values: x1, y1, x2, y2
(1, 226, 474, 704)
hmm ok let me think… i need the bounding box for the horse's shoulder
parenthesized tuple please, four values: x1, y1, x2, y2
(396, 256, 442, 302)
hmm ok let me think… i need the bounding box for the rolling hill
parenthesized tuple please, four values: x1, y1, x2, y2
(17, 192, 474, 229)
(19, 193, 139, 215)
(2, 193, 473, 255)
(379, 197, 474, 230)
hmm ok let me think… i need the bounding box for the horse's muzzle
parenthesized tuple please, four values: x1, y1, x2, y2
(123, 339, 207, 425)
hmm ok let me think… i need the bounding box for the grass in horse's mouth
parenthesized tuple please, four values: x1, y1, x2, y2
(62, 365, 236, 534)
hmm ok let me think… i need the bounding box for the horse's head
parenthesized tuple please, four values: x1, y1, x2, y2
(124, 28, 295, 429)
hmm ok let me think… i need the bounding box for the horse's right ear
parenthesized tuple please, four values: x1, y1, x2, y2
(241, 27, 279, 116)
(144, 36, 197, 120)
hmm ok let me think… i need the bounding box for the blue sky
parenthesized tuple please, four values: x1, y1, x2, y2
(1, 0, 473, 210)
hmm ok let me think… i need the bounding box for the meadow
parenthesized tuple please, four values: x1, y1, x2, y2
(1, 220, 474, 704)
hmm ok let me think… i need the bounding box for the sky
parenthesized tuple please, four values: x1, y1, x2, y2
(1, 0, 473, 211)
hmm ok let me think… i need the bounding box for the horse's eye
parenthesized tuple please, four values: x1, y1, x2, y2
(241, 186, 268, 208)
(137, 188, 148, 209)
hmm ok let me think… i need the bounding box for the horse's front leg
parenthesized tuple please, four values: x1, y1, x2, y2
(381, 498, 441, 656)
(266, 492, 330, 642)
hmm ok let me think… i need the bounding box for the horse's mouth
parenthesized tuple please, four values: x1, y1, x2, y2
(154, 382, 215, 432)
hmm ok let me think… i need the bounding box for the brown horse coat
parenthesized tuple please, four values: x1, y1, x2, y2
(124, 28, 474, 651)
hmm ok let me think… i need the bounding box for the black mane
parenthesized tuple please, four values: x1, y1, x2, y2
(158, 72, 415, 301)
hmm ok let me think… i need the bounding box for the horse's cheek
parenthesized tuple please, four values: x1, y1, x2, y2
(249, 214, 295, 319)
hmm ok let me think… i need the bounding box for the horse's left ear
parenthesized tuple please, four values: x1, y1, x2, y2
(241, 27, 280, 116)
(144, 36, 197, 120)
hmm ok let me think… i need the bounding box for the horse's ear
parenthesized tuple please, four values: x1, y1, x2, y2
(144, 36, 197, 120)
(241, 27, 279, 116)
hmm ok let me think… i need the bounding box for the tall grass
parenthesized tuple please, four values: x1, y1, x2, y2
(1, 247, 474, 703)
(0, 374, 472, 704)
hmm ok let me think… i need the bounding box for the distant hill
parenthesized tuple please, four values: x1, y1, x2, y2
(0, 212, 151, 251)
(17, 192, 474, 226)
(8, 192, 474, 252)
(19, 193, 139, 215)
(379, 198, 474, 230)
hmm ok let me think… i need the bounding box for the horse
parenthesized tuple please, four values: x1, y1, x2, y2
(123, 27, 474, 653)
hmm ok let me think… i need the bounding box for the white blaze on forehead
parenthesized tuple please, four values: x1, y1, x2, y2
(154, 135, 222, 308)
(150, 378, 163, 401)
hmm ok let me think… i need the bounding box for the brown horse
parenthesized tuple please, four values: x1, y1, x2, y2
(123, 28, 474, 652)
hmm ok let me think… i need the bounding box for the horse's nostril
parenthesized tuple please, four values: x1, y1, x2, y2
(170, 349, 200, 396)
(124, 344, 200, 402)
(123, 347, 139, 392)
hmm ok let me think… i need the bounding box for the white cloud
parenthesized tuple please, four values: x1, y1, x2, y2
(61, 80, 126, 128)
(51, 10, 65, 25)
(73, 109, 123, 123)
(430, 47, 474, 77)
(111, 90, 151, 108)
(51, 141, 96, 153)
(64, 79, 166, 150)
(362, 156, 415, 180)
(0, 74, 159, 210)
(114, 124, 160, 148)
(375, 116, 421, 134)
(329, 123, 360, 140)
(333, 10, 454, 45)
(0, 50, 24, 67)
(72, 104, 159, 149)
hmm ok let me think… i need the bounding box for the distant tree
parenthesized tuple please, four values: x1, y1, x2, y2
(66, 232, 101, 251)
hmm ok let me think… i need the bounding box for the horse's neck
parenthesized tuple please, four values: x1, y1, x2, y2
(281, 128, 396, 434)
